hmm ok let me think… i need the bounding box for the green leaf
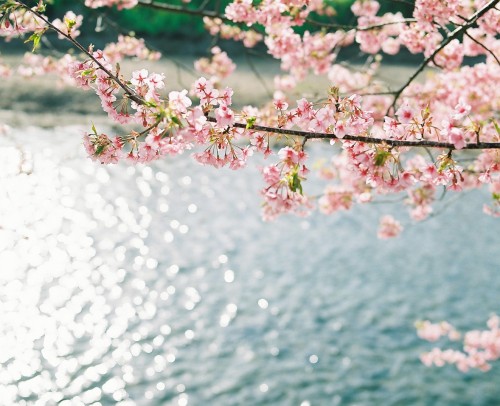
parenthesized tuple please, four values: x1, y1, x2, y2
(438, 161, 448, 172)
(91, 123, 97, 135)
(24, 29, 46, 52)
(66, 19, 76, 30)
(492, 120, 500, 136)
(171, 115, 182, 126)
(374, 149, 391, 166)
(36, 2, 47, 12)
(289, 172, 303, 194)
(246, 116, 256, 129)
(1, 0, 19, 10)
(94, 144, 105, 156)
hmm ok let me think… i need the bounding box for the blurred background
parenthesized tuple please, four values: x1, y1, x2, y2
(42, 0, 410, 39)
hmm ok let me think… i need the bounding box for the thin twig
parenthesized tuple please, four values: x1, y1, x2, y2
(18, 1, 144, 105)
(387, 0, 499, 114)
(245, 49, 273, 99)
(464, 31, 500, 65)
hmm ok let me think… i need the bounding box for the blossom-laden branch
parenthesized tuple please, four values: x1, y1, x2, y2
(13, 1, 145, 105)
(1, 0, 500, 230)
(388, 0, 500, 112)
(210, 117, 500, 151)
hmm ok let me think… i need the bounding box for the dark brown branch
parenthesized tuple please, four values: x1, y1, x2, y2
(207, 117, 500, 150)
(306, 18, 417, 31)
(464, 31, 500, 65)
(388, 0, 499, 113)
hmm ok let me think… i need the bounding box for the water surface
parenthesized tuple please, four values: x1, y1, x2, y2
(0, 126, 499, 406)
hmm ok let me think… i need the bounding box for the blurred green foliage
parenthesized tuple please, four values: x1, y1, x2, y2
(117, 5, 209, 37)
(46, 0, 228, 37)
(44, 0, 411, 37)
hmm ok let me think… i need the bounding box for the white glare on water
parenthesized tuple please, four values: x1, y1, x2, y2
(0, 129, 202, 405)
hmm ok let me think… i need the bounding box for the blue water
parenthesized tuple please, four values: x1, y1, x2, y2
(0, 126, 499, 405)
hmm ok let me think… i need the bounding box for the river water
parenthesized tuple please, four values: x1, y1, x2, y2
(0, 126, 499, 405)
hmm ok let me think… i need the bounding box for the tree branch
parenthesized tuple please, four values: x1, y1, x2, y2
(306, 18, 417, 32)
(388, 0, 499, 114)
(464, 31, 500, 65)
(209, 117, 500, 150)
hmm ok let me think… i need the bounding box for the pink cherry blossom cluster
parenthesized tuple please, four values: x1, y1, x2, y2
(0, 58, 11, 77)
(413, 0, 460, 27)
(54, 42, 500, 227)
(81, 61, 194, 163)
(17, 52, 56, 77)
(417, 320, 461, 342)
(224, 0, 352, 80)
(405, 63, 500, 123)
(12, 52, 80, 89)
(327, 63, 374, 94)
(203, 17, 263, 48)
(266, 28, 349, 80)
(377, 215, 403, 238)
(278, 93, 374, 137)
(418, 315, 500, 372)
(350, 0, 500, 70)
(52, 11, 83, 39)
(261, 146, 312, 221)
(1, 0, 500, 234)
(74, 55, 255, 168)
(0, 6, 47, 40)
(194, 46, 236, 83)
(225, 0, 327, 27)
(0, 123, 10, 135)
(318, 185, 355, 215)
(102, 35, 161, 64)
(355, 11, 405, 55)
(84, 0, 138, 10)
(191, 77, 256, 169)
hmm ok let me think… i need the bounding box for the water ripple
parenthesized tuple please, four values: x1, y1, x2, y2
(0, 126, 499, 405)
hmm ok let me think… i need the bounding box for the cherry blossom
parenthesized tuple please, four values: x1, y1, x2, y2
(377, 215, 403, 238)
(84, 0, 138, 10)
(418, 315, 500, 372)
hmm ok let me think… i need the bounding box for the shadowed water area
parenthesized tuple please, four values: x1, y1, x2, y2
(0, 56, 499, 405)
